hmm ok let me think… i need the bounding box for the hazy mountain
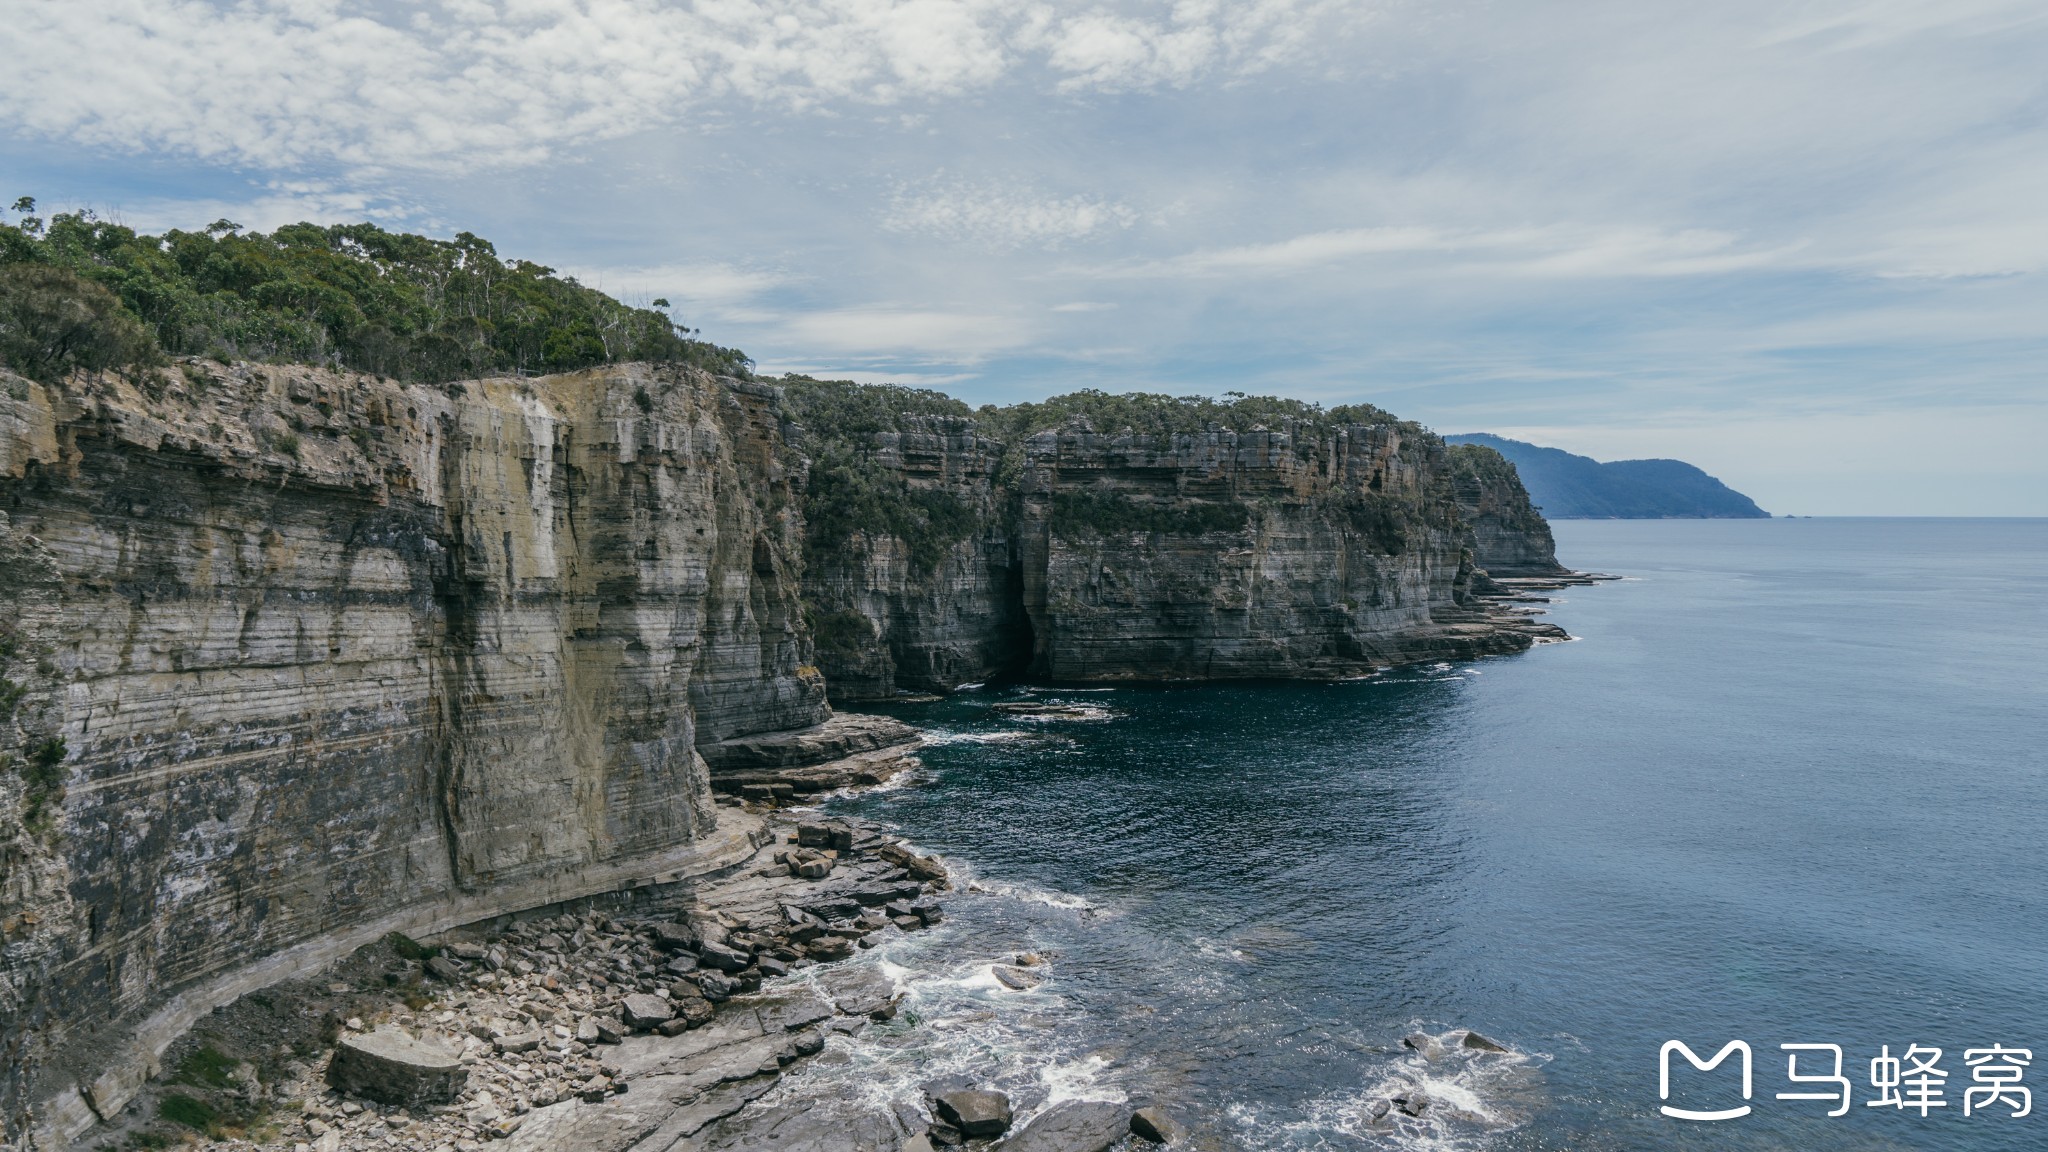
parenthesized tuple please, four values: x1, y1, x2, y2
(1444, 434, 1769, 519)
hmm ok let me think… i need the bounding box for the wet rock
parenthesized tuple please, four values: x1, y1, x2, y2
(326, 1028, 466, 1107)
(1401, 1033, 1445, 1061)
(991, 965, 1041, 991)
(1461, 1029, 1510, 1053)
(621, 993, 674, 1031)
(996, 1100, 1128, 1152)
(1129, 1106, 1188, 1145)
(851, 880, 924, 907)
(1394, 1088, 1430, 1117)
(806, 936, 855, 961)
(1367, 1099, 1390, 1122)
(933, 1090, 1013, 1139)
(798, 896, 864, 922)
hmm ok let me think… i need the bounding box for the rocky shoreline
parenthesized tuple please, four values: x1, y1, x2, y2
(68, 760, 1183, 1152)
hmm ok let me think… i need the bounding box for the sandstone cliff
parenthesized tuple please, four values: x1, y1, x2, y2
(1, 366, 1565, 1143)
(787, 384, 1563, 697)
(1448, 442, 1568, 578)
(0, 362, 824, 1141)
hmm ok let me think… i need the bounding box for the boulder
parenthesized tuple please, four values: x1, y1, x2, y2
(493, 1031, 542, 1054)
(807, 936, 855, 961)
(1129, 1106, 1188, 1145)
(1401, 1033, 1444, 1061)
(651, 922, 701, 952)
(700, 940, 754, 972)
(425, 955, 465, 982)
(1460, 1029, 1510, 1053)
(1394, 1088, 1430, 1117)
(326, 1029, 466, 1107)
(996, 1100, 1128, 1152)
(798, 896, 864, 922)
(621, 993, 674, 1031)
(932, 1090, 1013, 1139)
(991, 965, 1041, 991)
(674, 996, 717, 1028)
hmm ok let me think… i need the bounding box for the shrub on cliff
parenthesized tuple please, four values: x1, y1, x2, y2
(0, 263, 157, 382)
(0, 200, 750, 383)
(1049, 489, 1252, 539)
(782, 376, 984, 575)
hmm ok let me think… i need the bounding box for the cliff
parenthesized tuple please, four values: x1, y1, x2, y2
(1, 366, 1566, 1144)
(1447, 443, 1569, 577)
(0, 361, 824, 1141)
(1445, 433, 1769, 519)
(788, 384, 1565, 697)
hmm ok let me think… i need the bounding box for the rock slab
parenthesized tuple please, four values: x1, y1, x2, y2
(326, 1029, 466, 1107)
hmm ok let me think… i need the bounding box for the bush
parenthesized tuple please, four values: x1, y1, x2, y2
(1049, 489, 1251, 540)
(157, 1093, 217, 1131)
(0, 209, 751, 383)
(0, 264, 156, 381)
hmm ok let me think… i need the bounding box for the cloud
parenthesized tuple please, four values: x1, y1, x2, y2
(0, 0, 1355, 175)
(884, 179, 1139, 249)
(777, 306, 1033, 360)
(1082, 225, 1800, 280)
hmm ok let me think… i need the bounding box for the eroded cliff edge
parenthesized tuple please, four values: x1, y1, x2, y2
(789, 383, 1566, 698)
(0, 366, 1565, 1143)
(0, 362, 826, 1140)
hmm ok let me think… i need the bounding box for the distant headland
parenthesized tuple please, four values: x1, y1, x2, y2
(1445, 433, 1769, 519)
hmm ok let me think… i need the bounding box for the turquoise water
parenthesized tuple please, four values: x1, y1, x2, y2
(816, 519, 2048, 1150)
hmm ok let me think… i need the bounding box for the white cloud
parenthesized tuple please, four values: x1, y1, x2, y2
(884, 179, 1138, 248)
(0, 0, 1354, 175)
(778, 306, 1033, 359)
(1083, 225, 1799, 280)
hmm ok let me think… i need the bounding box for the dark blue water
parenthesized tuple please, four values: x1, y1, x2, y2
(805, 519, 2048, 1150)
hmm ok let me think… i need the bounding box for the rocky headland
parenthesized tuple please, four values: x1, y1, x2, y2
(0, 359, 1578, 1149)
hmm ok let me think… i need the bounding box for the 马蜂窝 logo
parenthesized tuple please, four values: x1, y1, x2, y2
(1660, 1040, 1753, 1120)
(1659, 1039, 2031, 1122)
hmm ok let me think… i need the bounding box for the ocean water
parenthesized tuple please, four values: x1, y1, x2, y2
(791, 519, 2048, 1150)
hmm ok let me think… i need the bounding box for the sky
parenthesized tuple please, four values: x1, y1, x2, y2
(4, 0, 2046, 514)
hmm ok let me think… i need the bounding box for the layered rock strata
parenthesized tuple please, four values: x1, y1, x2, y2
(800, 409, 1568, 696)
(0, 362, 825, 1143)
(1447, 442, 1569, 577)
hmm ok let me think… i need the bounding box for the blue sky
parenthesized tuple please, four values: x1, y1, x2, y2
(6, 0, 2046, 514)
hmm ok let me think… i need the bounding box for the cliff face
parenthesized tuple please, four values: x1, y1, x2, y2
(798, 416, 1030, 700)
(792, 392, 1562, 695)
(1018, 420, 1512, 680)
(1448, 442, 1569, 577)
(0, 362, 823, 1138)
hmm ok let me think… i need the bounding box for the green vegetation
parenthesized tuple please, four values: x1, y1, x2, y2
(975, 388, 1406, 444)
(384, 931, 439, 962)
(808, 607, 877, 657)
(1447, 442, 1546, 532)
(14, 735, 66, 829)
(0, 198, 749, 383)
(1048, 489, 1252, 540)
(781, 376, 984, 575)
(156, 1093, 218, 1131)
(171, 1045, 239, 1091)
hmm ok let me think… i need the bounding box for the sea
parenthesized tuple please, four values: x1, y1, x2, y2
(766, 518, 2048, 1151)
